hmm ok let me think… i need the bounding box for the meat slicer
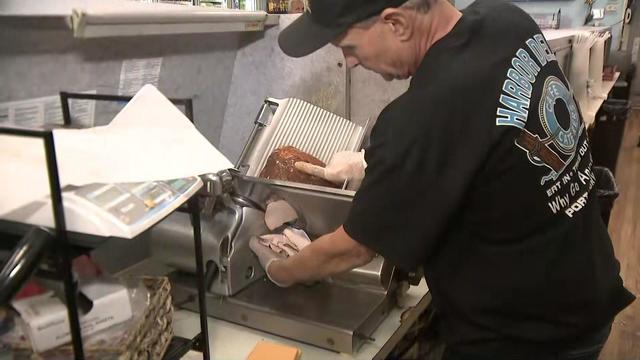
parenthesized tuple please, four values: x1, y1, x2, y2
(150, 98, 407, 353)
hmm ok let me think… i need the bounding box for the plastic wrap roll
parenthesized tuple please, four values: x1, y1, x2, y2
(570, 32, 599, 113)
(570, 45, 590, 113)
(589, 34, 610, 99)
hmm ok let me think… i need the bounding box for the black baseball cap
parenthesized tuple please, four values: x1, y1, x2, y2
(278, 0, 410, 58)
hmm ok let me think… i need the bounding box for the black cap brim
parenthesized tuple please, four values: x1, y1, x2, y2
(278, 13, 348, 58)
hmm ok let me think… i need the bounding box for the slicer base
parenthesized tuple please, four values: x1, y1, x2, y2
(171, 273, 395, 354)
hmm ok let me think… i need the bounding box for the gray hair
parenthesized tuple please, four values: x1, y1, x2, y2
(357, 0, 435, 27)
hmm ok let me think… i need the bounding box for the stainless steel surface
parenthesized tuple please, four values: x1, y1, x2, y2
(152, 171, 399, 353)
(333, 257, 394, 291)
(231, 175, 354, 239)
(152, 95, 405, 353)
(200, 173, 223, 216)
(172, 275, 396, 354)
(152, 173, 392, 292)
(236, 98, 366, 177)
(229, 174, 393, 288)
(235, 100, 273, 170)
(151, 205, 267, 297)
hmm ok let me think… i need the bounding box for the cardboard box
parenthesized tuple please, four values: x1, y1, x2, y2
(246, 340, 301, 360)
(12, 280, 132, 353)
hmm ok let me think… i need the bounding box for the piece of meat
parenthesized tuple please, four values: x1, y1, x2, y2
(259, 146, 338, 188)
(264, 200, 298, 231)
(259, 234, 298, 257)
(282, 228, 311, 251)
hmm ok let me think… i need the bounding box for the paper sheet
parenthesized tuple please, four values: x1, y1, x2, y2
(0, 85, 232, 219)
(0, 91, 96, 128)
(119, 58, 162, 95)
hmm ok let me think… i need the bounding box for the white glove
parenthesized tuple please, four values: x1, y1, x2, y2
(257, 228, 311, 256)
(258, 234, 298, 257)
(249, 236, 289, 287)
(295, 150, 367, 189)
(282, 227, 311, 251)
(249, 228, 312, 287)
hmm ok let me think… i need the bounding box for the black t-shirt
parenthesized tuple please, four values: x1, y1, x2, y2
(343, 0, 634, 355)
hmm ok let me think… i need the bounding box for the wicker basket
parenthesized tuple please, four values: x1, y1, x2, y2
(11, 276, 173, 360)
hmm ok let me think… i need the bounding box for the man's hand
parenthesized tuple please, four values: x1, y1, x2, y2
(249, 236, 291, 287)
(282, 228, 311, 251)
(295, 150, 366, 189)
(268, 226, 376, 286)
(251, 226, 376, 287)
(249, 228, 311, 287)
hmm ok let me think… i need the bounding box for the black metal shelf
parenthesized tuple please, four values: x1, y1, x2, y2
(0, 92, 211, 360)
(162, 334, 206, 360)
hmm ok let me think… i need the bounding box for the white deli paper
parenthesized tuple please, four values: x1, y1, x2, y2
(0, 84, 232, 220)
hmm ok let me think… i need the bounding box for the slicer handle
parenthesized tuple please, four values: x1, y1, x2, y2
(200, 170, 236, 215)
(201, 170, 234, 197)
(235, 99, 280, 172)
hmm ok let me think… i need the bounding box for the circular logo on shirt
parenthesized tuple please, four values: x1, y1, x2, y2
(539, 76, 581, 155)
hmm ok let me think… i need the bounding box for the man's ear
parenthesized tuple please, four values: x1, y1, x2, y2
(380, 8, 413, 41)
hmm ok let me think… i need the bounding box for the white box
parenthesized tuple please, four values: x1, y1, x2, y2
(12, 281, 133, 353)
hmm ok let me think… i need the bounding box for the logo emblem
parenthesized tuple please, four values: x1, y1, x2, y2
(515, 76, 583, 185)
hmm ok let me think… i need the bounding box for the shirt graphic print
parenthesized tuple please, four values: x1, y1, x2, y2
(496, 34, 596, 218)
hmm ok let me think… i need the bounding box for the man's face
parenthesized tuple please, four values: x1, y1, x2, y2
(333, 19, 414, 81)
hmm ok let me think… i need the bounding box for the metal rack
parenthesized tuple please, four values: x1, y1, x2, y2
(0, 92, 211, 360)
(0, 126, 85, 359)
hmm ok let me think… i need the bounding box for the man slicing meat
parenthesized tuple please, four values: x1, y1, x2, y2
(249, 0, 635, 358)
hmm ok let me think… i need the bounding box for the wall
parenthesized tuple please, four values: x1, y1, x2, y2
(0, 17, 247, 271)
(220, 15, 348, 163)
(455, 0, 626, 47)
(0, 17, 241, 148)
(0, 14, 401, 165)
(349, 68, 410, 140)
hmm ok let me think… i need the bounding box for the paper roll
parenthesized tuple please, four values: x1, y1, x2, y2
(589, 34, 610, 99)
(569, 32, 600, 113)
(570, 45, 590, 113)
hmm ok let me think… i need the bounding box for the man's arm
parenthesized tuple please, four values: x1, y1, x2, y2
(268, 226, 376, 286)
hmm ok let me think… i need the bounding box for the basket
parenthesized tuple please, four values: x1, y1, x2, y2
(11, 276, 173, 360)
